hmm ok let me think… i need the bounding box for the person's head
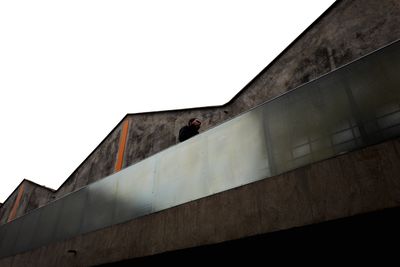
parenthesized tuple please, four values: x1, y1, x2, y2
(188, 118, 201, 130)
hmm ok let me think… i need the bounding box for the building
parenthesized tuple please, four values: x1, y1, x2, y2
(1, 0, 400, 265)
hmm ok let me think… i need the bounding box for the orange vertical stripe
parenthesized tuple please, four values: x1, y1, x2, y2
(115, 119, 130, 172)
(7, 183, 25, 222)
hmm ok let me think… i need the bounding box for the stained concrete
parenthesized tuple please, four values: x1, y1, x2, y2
(231, 0, 400, 114)
(2, 0, 400, 234)
(2, 137, 399, 266)
(59, 0, 400, 198)
(123, 108, 231, 167)
(97, 207, 400, 265)
(53, 124, 122, 200)
(45, 0, 400, 194)
(0, 190, 18, 225)
(0, 180, 54, 225)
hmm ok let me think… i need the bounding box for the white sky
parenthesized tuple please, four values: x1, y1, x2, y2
(0, 0, 335, 202)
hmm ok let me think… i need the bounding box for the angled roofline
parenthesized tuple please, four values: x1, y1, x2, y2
(0, 179, 55, 209)
(42, 0, 342, 194)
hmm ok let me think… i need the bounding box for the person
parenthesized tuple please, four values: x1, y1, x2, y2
(178, 118, 201, 142)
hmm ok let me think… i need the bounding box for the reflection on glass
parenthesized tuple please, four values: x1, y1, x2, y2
(1, 40, 400, 259)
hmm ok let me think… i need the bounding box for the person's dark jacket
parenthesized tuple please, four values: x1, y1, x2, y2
(178, 125, 199, 142)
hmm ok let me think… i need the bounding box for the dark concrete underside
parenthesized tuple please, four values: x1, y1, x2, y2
(2, 136, 399, 266)
(99, 206, 400, 265)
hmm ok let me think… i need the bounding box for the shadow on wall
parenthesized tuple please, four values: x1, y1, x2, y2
(3, 38, 400, 260)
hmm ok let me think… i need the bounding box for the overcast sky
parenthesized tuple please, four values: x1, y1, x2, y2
(0, 0, 335, 202)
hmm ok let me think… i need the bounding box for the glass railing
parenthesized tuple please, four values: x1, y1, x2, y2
(1, 39, 400, 259)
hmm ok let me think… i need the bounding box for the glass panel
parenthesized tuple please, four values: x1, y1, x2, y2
(153, 136, 209, 211)
(1, 39, 400, 260)
(13, 209, 41, 254)
(378, 110, 400, 129)
(80, 176, 117, 233)
(30, 199, 62, 249)
(54, 188, 87, 240)
(114, 157, 156, 224)
(343, 41, 400, 142)
(293, 144, 311, 158)
(332, 129, 354, 145)
(0, 216, 22, 258)
(207, 109, 270, 194)
(0, 224, 6, 251)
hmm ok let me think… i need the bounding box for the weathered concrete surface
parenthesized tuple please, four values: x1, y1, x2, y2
(0, 117, 121, 223)
(2, 137, 399, 266)
(0, 188, 18, 225)
(53, 124, 122, 200)
(98, 207, 400, 265)
(53, 0, 400, 199)
(123, 107, 231, 167)
(230, 0, 400, 114)
(0, 180, 54, 225)
(3, 0, 400, 223)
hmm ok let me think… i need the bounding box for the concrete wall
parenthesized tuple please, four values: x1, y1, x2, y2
(53, 125, 122, 199)
(2, 136, 399, 266)
(99, 206, 400, 265)
(0, 180, 54, 225)
(64, 0, 400, 194)
(230, 0, 400, 114)
(2, 0, 400, 222)
(0, 188, 19, 225)
(123, 107, 231, 167)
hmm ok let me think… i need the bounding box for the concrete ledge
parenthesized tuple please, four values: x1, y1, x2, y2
(2, 137, 400, 266)
(98, 206, 400, 265)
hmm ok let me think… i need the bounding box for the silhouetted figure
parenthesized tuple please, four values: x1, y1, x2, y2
(178, 118, 201, 142)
